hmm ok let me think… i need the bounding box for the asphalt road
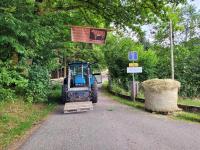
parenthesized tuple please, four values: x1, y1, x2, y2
(20, 91, 200, 150)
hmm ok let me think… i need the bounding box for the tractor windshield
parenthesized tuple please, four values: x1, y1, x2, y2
(69, 63, 89, 88)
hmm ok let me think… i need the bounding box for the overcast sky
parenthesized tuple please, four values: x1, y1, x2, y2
(190, 0, 200, 10)
(124, 0, 200, 42)
(142, 0, 200, 42)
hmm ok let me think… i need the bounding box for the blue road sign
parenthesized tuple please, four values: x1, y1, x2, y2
(128, 51, 138, 61)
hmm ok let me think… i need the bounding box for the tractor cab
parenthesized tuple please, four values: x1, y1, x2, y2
(68, 62, 94, 88)
(62, 62, 102, 104)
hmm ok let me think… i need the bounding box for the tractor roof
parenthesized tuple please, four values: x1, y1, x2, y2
(68, 61, 89, 66)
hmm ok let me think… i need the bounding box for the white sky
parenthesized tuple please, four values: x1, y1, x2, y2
(123, 0, 200, 42)
(190, 0, 200, 10)
(142, 0, 200, 43)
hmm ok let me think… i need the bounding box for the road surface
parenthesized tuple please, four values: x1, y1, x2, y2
(20, 91, 200, 150)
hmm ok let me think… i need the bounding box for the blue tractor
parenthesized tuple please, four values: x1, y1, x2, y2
(61, 62, 102, 104)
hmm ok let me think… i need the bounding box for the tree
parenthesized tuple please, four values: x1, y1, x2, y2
(0, 0, 187, 101)
(181, 4, 200, 41)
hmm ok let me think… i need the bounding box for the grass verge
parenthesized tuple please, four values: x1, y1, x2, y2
(0, 84, 61, 149)
(101, 84, 144, 110)
(102, 82, 200, 123)
(171, 112, 200, 123)
(106, 81, 200, 107)
(104, 91, 144, 110)
(178, 99, 200, 107)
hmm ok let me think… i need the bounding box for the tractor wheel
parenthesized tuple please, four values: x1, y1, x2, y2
(64, 77, 68, 85)
(61, 85, 66, 104)
(61, 85, 68, 104)
(91, 81, 98, 103)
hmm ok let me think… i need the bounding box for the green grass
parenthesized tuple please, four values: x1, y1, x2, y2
(171, 112, 200, 123)
(178, 99, 200, 107)
(48, 83, 62, 104)
(102, 84, 144, 110)
(0, 85, 61, 149)
(109, 93, 144, 110)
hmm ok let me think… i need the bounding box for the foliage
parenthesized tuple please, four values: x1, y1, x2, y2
(62, 43, 106, 69)
(149, 3, 200, 97)
(39, 0, 186, 30)
(154, 38, 200, 97)
(0, 61, 28, 101)
(154, 4, 200, 45)
(172, 112, 200, 123)
(103, 35, 158, 90)
(178, 98, 200, 107)
(0, 0, 191, 102)
(0, 0, 63, 101)
(179, 38, 200, 97)
(102, 82, 144, 110)
(109, 79, 131, 96)
(26, 65, 50, 103)
(104, 34, 199, 97)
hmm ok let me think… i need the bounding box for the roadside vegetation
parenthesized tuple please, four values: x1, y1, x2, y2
(102, 83, 200, 123)
(102, 82, 200, 123)
(103, 35, 200, 98)
(2, 0, 198, 104)
(102, 83, 144, 110)
(108, 81, 200, 107)
(172, 112, 200, 123)
(1, 1, 199, 103)
(0, 84, 60, 149)
(102, 3, 200, 98)
(178, 99, 200, 107)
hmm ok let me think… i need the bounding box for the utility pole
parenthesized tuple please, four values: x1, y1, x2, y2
(170, 19, 174, 80)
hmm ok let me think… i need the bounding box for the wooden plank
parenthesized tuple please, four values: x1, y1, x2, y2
(64, 101, 93, 113)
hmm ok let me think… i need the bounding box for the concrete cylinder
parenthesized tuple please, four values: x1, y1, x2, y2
(142, 79, 180, 112)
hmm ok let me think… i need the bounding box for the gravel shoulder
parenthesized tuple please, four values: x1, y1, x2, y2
(19, 91, 200, 150)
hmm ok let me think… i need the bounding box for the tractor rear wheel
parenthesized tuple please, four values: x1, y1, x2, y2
(61, 84, 69, 104)
(91, 81, 98, 103)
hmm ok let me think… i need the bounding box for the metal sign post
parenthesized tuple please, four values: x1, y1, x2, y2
(132, 62, 135, 101)
(128, 51, 139, 101)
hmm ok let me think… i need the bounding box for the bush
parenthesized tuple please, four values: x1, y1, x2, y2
(0, 87, 15, 101)
(179, 39, 200, 97)
(26, 65, 50, 103)
(0, 61, 28, 101)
